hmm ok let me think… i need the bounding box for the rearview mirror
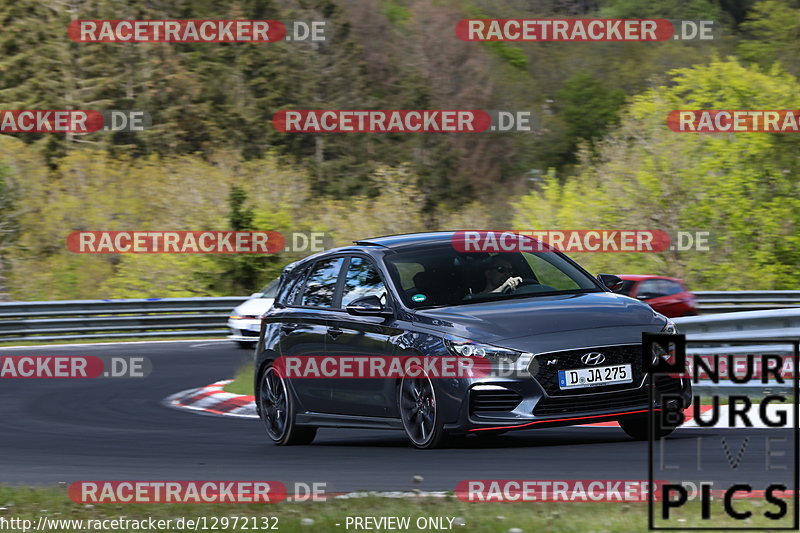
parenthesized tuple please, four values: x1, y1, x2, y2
(597, 273, 624, 292)
(345, 295, 393, 317)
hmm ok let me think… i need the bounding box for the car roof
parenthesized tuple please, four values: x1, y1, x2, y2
(354, 231, 458, 250)
(617, 274, 685, 283)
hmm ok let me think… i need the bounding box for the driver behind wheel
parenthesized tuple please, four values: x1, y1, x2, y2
(481, 255, 523, 294)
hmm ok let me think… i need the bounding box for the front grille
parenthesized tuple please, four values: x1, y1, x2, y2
(470, 387, 522, 413)
(533, 376, 683, 416)
(531, 344, 644, 396)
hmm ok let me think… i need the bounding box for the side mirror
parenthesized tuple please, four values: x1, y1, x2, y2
(597, 273, 624, 292)
(345, 295, 393, 317)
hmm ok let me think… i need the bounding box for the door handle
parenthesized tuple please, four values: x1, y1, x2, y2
(327, 327, 344, 339)
(280, 323, 298, 333)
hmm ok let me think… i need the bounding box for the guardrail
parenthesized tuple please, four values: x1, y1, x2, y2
(675, 310, 799, 393)
(675, 308, 800, 341)
(0, 291, 799, 344)
(694, 290, 800, 313)
(0, 297, 248, 343)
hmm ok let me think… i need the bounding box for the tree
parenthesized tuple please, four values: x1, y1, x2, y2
(0, 164, 17, 300)
(514, 57, 800, 289)
(738, 0, 800, 77)
(555, 72, 625, 164)
(599, 0, 726, 19)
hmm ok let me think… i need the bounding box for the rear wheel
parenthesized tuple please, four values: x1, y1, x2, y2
(398, 372, 449, 449)
(619, 414, 675, 440)
(258, 364, 316, 445)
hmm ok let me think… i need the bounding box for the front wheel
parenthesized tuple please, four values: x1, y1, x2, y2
(398, 372, 449, 449)
(258, 364, 316, 445)
(618, 414, 676, 440)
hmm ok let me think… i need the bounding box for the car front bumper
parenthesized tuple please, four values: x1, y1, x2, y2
(441, 373, 692, 434)
(227, 319, 261, 342)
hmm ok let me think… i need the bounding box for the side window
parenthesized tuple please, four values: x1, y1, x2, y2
(524, 254, 581, 290)
(636, 280, 662, 299)
(341, 256, 387, 307)
(392, 261, 426, 292)
(388, 261, 425, 291)
(301, 258, 344, 308)
(261, 279, 280, 298)
(276, 267, 308, 306)
(660, 280, 683, 296)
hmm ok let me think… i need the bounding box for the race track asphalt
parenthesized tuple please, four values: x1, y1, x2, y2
(0, 340, 794, 493)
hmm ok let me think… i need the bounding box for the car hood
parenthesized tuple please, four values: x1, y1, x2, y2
(412, 291, 664, 345)
(231, 298, 274, 317)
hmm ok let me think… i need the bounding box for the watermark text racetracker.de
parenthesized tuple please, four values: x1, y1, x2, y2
(456, 480, 666, 502)
(0, 356, 151, 379)
(273, 355, 495, 379)
(68, 480, 326, 503)
(0, 110, 151, 133)
(668, 110, 800, 133)
(68, 19, 326, 43)
(451, 230, 711, 253)
(273, 110, 538, 133)
(456, 19, 718, 41)
(271, 350, 545, 379)
(66, 231, 329, 254)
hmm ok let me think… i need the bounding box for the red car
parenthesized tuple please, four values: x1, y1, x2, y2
(615, 275, 697, 318)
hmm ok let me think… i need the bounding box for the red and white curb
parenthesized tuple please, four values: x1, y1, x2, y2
(164, 379, 257, 418)
(165, 381, 791, 429)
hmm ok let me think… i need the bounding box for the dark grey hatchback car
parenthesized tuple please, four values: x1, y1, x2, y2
(254, 232, 691, 448)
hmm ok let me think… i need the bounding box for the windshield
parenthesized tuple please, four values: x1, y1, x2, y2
(384, 247, 601, 308)
(259, 279, 280, 298)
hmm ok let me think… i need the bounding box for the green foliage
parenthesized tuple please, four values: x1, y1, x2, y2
(484, 41, 529, 71)
(0, 164, 17, 299)
(0, 0, 798, 298)
(381, 1, 412, 27)
(599, 0, 726, 19)
(514, 57, 800, 290)
(556, 72, 626, 163)
(738, 0, 800, 76)
(464, 6, 527, 70)
(229, 185, 255, 231)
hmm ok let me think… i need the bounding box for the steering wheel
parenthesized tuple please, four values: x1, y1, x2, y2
(501, 277, 539, 294)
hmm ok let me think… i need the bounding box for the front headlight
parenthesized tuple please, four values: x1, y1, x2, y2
(653, 319, 679, 366)
(444, 338, 521, 364)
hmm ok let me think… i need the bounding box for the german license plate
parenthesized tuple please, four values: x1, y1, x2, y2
(248, 323, 261, 332)
(558, 364, 632, 389)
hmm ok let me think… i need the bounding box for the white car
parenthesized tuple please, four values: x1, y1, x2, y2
(227, 280, 278, 347)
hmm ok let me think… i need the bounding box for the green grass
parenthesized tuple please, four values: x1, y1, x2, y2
(0, 486, 792, 532)
(224, 362, 255, 396)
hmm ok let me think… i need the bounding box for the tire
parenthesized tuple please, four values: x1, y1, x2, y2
(618, 414, 676, 440)
(398, 371, 449, 449)
(258, 364, 317, 445)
